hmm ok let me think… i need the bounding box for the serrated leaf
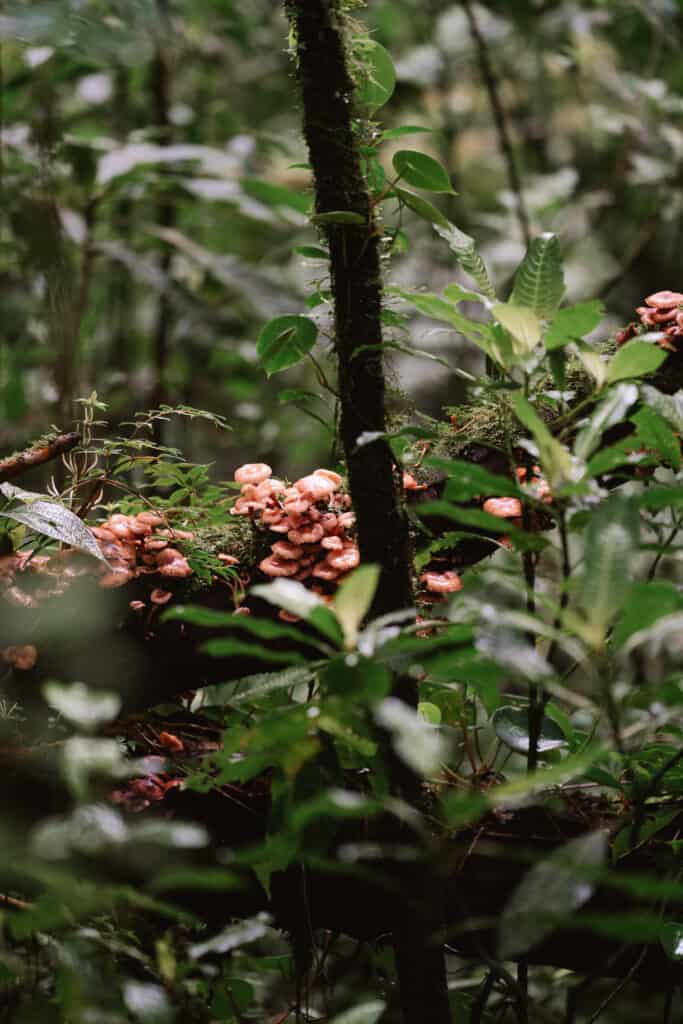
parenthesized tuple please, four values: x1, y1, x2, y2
(333, 565, 380, 649)
(545, 300, 604, 350)
(498, 831, 608, 958)
(392, 150, 453, 193)
(510, 232, 564, 318)
(606, 341, 667, 383)
(393, 186, 449, 228)
(0, 485, 106, 562)
(356, 41, 395, 112)
(493, 302, 542, 355)
(433, 222, 497, 299)
(256, 315, 318, 376)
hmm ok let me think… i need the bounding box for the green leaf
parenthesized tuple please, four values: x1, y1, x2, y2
(433, 222, 497, 300)
(510, 232, 564, 318)
(492, 705, 567, 755)
(498, 831, 608, 958)
(511, 393, 573, 487)
(418, 701, 442, 725)
(256, 315, 318, 376)
(240, 177, 310, 214)
(381, 125, 431, 141)
(311, 210, 366, 225)
(251, 579, 344, 647)
(631, 405, 682, 469)
(606, 341, 667, 383)
(333, 565, 380, 649)
(573, 383, 638, 462)
(580, 494, 640, 635)
(392, 288, 499, 362)
(425, 455, 519, 500)
(660, 922, 683, 961)
(356, 41, 395, 112)
(492, 302, 542, 355)
(202, 637, 306, 665)
(392, 150, 453, 193)
(294, 245, 329, 259)
(614, 582, 683, 648)
(394, 187, 449, 228)
(545, 300, 604, 350)
(0, 484, 107, 563)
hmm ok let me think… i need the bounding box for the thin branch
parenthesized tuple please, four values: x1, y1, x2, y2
(462, 0, 530, 247)
(0, 433, 80, 484)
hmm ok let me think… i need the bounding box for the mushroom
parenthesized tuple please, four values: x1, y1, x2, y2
(2, 644, 38, 670)
(159, 558, 192, 579)
(288, 524, 324, 545)
(99, 569, 135, 588)
(218, 553, 240, 565)
(420, 570, 463, 594)
(271, 540, 304, 560)
(234, 463, 272, 485)
(259, 555, 299, 577)
(321, 535, 344, 551)
(483, 497, 523, 518)
(150, 588, 173, 605)
(327, 545, 360, 572)
(645, 290, 683, 308)
(158, 731, 184, 753)
(294, 474, 338, 501)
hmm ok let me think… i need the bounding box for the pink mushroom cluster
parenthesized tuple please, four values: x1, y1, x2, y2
(618, 290, 683, 349)
(0, 548, 94, 608)
(230, 463, 359, 609)
(92, 511, 194, 591)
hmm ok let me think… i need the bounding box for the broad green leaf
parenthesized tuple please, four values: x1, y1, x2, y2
(240, 177, 310, 214)
(425, 455, 519, 500)
(511, 393, 573, 486)
(631, 405, 681, 469)
(333, 565, 380, 649)
(392, 150, 453, 193)
(0, 484, 107, 563)
(492, 302, 542, 355)
(202, 637, 306, 665)
(613, 582, 683, 648)
(492, 705, 567, 755)
(660, 922, 683, 960)
(252, 578, 344, 647)
(381, 125, 431, 141)
(574, 383, 638, 461)
(194, 666, 316, 709)
(545, 300, 604, 350)
(393, 187, 449, 228)
(442, 282, 492, 308)
(580, 494, 640, 637)
(392, 288, 499, 362)
(294, 245, 329, 260)
(311, 210, 365, 225)
(606, 341, 667, 383)
(498, 831, 608, 958)
(256, 315, 318, 376)
(43, 682, 121, 732)
(433, 222, 497, 299)
(640, 384, 683, 433)
(356, 41, 395, 112)
(510, 232, 564, 318)
(572, 339, 607, 389)
(418, 701, 441, 724)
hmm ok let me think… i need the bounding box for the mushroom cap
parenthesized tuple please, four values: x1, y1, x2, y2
(159, 558, 192, 578)
(137, 511, 166, 527)
(645, 291, 683, 309)
(234, 462, 272, 485)
(482, 497, 523, 518)
(2, 644, 38, 670)
(313, 469, 342, 488)
(150, 588, 173, 604)
(403, 471, 419, 490)
(271, 540, 304, 560)
(294, 474, 337, 501)
(420, 570, 463, 594)
(288, 524, 324, 545)
(327, 545, 360, 571)
(99, 569, 134, 588)
(259, 555, 299, 577)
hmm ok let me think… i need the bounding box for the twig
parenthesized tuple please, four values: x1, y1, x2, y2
(462, 0, 530, 247)
(585, 946, 647, 1024)
(0, 893, 33, 911)
(0, 433, 80, 484)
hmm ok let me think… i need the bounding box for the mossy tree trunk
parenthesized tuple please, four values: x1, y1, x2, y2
(284, 3, 452, 1021)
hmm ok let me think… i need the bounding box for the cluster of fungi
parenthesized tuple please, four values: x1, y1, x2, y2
(617, 289, 683, 349)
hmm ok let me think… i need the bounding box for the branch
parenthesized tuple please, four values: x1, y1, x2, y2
(0, 433, 80, 484)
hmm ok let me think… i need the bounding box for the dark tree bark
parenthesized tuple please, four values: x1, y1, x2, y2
(284, 4, 451, 1021)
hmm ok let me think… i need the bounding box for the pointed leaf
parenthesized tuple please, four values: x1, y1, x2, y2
(392, 150, 453, 193)
(0, 485, 107, 563)
(256, 315, 318, 376)
(433, 222, 497, 299)
(333, 565, 380, 649)
(356, 41, 395, 112)
(580, 494, 640, 634)
(498, 831, 608, 958)
(492, 705, 567, 755)
(511, 393, 573, 486)
(606, 341, 667, 383)
(545, 300, 604, 350)
(510, 232, 564, 318)
(393, 187, 449, 228)
(493, 302, 542, 355)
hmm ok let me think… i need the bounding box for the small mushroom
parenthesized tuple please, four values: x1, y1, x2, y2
(271, 540, 304, 560)
(482, 497, 523, 519)
(259, 555, 299, 577)
(129, 600, 146, 612)
(645, 290, 683, 309)
(218, 553, 240, 565)
(294, 474, 337, 501)
(99, 569, 134, 588)
(159, 558, 192, 579)
(234, 463, 272, 485)
(420, 570, 463, 594)
(313, 468, 342, 488)
(327, 545, 360, 572)
(150, 588, 173, 605)
(158, 731, 184, 753)
(2, 644, 38, 670)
